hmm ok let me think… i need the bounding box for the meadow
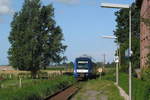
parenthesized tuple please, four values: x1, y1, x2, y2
(0, 68, 75, 100)
(102, 68, 150, 100)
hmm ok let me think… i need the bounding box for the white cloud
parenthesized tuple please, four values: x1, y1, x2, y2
(43, 0, 80, 5)
(0, 0, 13, 15)
(55, 0, 80, 4)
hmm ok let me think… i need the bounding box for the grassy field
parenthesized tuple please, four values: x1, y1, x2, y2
(0, 75, 75, 100)
(45, 67, 73, 73)
(118, 73, 150, 100)
(102, 68, 150, 100)
(46, 67, 65, 70)
(0, 67, 74, 90)
(72, 79, 124, 100)
(0, 69, 69, 80)
(0, 79, 43, 88)
(0, 66, 74, 81)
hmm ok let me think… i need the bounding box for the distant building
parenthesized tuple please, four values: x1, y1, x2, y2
(0, 66, 14, 71)
(136, 0, 150, 69)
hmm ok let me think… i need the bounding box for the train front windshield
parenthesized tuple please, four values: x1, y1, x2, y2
(77, 61, 89, 69)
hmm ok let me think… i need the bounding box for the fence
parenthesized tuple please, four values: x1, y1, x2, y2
(0, 70, 66, 89)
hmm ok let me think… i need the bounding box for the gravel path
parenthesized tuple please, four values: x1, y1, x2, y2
(71, 90, 108, 100)
(71, 79, 124, 100)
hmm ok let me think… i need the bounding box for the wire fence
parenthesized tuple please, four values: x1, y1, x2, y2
(0, 70, 71, 89)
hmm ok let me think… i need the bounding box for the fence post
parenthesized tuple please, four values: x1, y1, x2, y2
(48, 73, 50, 79)
(36, 74, 38, 79)
(9, 74, 12, 79)
(0, 84, 4, 88)
(60, 70, 62, 75)
(19, 78, 22, 88)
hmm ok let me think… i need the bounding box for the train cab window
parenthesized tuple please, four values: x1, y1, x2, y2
(77, 61, 89, 69)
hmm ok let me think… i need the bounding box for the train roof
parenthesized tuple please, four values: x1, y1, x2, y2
(75, 57, 95, 63)
(75, 55, 96, 63)
(76, 57, 91, 60)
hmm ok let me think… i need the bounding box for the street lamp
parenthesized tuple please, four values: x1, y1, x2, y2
(100, 3, 132, 100)
(101, 3, 130, 9)
(101, 35, 119, 85)
(101, 35, 117, 39)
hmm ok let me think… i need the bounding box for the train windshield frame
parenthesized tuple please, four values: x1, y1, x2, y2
(77, 61, 89, 69)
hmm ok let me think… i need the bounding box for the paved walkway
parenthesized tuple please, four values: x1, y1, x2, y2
(114, 83, 129, 100)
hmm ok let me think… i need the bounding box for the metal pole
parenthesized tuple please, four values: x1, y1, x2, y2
(129, 9, 132, 100)
(117, 47, 119, 85)
(116, 56, 119, 85)
(117, 61, 119, 85)
(119, 44, 121, 67)
(103, 54, 106, 68)
(116, 40, 119, 85)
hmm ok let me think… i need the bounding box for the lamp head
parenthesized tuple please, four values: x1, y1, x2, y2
(101, 3, 130, 9)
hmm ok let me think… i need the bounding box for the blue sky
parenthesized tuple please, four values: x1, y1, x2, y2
(0, 0, 133, 65)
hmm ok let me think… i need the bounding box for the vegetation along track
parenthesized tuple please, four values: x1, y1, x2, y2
(45, 82, 84, 100)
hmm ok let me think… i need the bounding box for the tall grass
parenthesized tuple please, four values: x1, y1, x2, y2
(119, 73, 150, 100)
(0, 75, 75, 100)
(102, 68, 150, 100)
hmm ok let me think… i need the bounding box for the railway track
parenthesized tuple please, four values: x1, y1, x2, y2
(45, 82, 83, 100)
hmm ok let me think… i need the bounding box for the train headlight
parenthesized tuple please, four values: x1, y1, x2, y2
(76, 69, 88, 73)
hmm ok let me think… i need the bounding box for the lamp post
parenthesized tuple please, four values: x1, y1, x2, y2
(100, 3, 132, 100)
(101, 35, 119, 85)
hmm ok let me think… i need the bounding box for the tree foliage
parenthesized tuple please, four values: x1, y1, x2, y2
(8, 0, 67, 75)
(114, 3, 140, 71)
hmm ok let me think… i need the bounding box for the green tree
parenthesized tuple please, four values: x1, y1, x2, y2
(8, 0, 66, 77)
(114, 3, 140, 72)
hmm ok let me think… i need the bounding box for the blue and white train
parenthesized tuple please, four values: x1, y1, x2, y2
(73, 57, 96, 80)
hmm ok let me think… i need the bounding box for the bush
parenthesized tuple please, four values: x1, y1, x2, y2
(102, 68, 115, 82)
(141, 68, 150, 81)
(119, 65, 128, 73)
